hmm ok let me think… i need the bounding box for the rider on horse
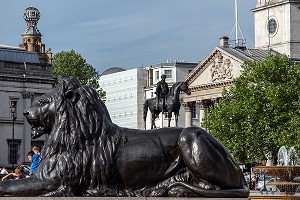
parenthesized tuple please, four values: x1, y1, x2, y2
(155, 75, 169, 110)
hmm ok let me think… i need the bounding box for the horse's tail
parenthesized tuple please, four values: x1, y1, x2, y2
(143, 100, 149, 130)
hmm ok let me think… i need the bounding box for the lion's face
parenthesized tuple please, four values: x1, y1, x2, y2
(23, 91, 57, 139)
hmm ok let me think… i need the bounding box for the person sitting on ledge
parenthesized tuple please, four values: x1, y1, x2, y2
(20, 150, 34, 176)
(1, 167, 28, 181)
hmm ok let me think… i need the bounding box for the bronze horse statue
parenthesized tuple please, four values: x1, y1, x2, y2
(143, 82, 191, 129)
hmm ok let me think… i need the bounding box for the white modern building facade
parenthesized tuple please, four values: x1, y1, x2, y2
(99, 67, 146, 129)
(144, 61, 197, 129)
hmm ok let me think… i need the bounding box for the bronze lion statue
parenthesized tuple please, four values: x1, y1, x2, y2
(0, 76, 249, 197)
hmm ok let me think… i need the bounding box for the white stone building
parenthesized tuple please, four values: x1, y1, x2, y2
(144, 61, 197, 129)
(99, 67, 146, 129)
(252, 0, 300, 60)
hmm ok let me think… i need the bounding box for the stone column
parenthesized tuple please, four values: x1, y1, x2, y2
(196, 100, 205, 127)
(182, 102, 194, 127)
(212, 97, 219, 107)
(22, 92, 34, 161)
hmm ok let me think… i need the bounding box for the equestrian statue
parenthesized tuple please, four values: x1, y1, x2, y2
(143, 75, 191, 129)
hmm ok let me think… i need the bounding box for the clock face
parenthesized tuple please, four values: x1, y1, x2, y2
(267, 18, 278, 37)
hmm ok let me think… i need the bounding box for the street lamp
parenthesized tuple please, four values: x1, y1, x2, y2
(10, 101, 16, 169)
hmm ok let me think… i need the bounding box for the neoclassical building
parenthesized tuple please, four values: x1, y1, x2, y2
(182, 0, 300, 128)
(182, 37, 271, 127)
(0, 7, 53, 168)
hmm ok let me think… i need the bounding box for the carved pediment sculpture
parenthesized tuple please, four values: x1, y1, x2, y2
(210, 52, 233, 82)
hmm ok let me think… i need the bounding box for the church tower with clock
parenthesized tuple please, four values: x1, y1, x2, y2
(252, 0, 300, 59)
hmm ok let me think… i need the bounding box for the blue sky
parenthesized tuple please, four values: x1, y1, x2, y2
(0, 0, 256, 73)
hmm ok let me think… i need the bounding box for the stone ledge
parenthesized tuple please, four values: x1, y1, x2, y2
(0, 197, 249, 200)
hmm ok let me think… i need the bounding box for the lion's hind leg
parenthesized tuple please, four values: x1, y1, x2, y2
(177, 127, 249, 198)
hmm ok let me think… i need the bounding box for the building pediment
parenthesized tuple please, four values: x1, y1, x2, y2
(185, 47, 244, 89)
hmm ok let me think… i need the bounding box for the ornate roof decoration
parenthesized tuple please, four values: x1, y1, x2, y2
(23, 7, 41, 35)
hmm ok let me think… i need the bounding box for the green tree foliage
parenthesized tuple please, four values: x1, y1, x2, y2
(205, 54, 300, 163)
(52, 50, 105, 98)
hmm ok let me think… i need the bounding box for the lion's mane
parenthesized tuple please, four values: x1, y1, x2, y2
(36, 76, 123, 195)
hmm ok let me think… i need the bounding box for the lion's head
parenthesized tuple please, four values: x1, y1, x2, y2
(23, 76, 122, 194)
(24, 75, 112, 139)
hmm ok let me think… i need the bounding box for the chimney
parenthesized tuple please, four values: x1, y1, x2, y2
(219, 36, 230, 48)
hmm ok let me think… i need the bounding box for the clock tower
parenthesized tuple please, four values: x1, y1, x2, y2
(252, 0, 300, 59)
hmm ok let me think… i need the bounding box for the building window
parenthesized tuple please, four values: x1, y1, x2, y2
(8, 140, 20, 165)
(164, 70, 172, 78)
(267, 17, 278, 37)
(192, 105, 197, 119)
(155, 71, 159, 81)
(148, 68, 154, 86)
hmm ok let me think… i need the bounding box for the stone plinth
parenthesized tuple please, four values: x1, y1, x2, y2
(0, 197, 249, 200)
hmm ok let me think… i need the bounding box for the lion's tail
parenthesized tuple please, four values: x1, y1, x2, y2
(143, 100, 149, 130)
